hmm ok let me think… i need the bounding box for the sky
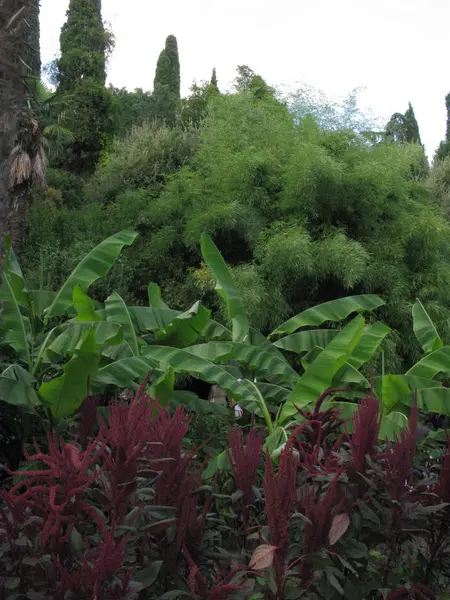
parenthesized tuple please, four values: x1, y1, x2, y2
(40, 0, 450, 156)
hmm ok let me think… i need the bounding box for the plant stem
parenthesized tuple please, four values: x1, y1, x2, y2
(246, 379, 273, 434)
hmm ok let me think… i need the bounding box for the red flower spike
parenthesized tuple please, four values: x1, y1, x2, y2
(78, 395, 100, 449)
(433, 429, 450, 502)
(226, 422, 264, 506)
(384, 401, 419, 501)
(6, 431, 107, 549)
(57, 526, 131, 599)
(385, 584, 435, 599)
(183, 546, 248, 600)
(263, 446, 298, 597)
(350, 395, 381, 473)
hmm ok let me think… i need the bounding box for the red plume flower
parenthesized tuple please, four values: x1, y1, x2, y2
(350, 395, 381, 473)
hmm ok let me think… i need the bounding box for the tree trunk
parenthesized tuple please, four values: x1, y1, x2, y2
(0, 0, 40, 279)
(7, 183, 29, 256)
(0, 1, 27, 283)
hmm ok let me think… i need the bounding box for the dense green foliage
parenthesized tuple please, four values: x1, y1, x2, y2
(54, 0, 116, 173)
(24, 82, 450, 371)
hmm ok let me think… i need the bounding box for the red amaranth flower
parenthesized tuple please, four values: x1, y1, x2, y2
(6, 432, 107, 549)
(78, 395, 100, 449)
(183, 546, 248, 600)
(98, 393, 158, 519)
(384, 402, 419, 501)
(299, 470, 346, 582)
(433, 429, 450, 502)
(57, 526, 131, 600)
(226, 422, 264, 507)
(350, 395, 381, 473)
(385, 584, 435, 599)
(176, 466, 212, 551)
(263, 445, 298, 598)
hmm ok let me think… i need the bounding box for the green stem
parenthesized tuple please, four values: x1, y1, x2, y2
(246, 379, 274, 434)
(32, 327, 57, 377)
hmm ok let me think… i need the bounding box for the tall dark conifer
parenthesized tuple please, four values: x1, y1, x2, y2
(55, 0, 116, 174)
(403, 102, 421, 144)
(152, 35, 181, 126)
(435, 93, 450, 162)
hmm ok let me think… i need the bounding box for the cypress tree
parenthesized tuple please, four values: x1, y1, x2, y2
(403, 102, 421, 144)
(385, 103, 422, 145)
(152, 34, 181, 126)
(435, 93, 450, 162)
(210, 68, 219, 93)
(55, 0, 116, 174)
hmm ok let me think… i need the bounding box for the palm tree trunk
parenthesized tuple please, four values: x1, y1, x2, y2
(0, 0, 40, 277)
(7, 183, 29, 256)
(0, 1, 28, 283)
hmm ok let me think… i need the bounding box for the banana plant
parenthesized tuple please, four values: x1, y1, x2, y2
(373, 299, 450, 419)
(195, 234, 414, 464)
(0, 230, 137, 418)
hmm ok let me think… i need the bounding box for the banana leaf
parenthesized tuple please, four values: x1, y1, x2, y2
(39, 330, 101, 419)
(105, 292, 139, 356)
(187, 341, 299, 385)
(279, 316, 365, 423)
(128, 306, 181, 333)
(154, 302, 211, 348)
(141, 346, 261, 412)
(73, 285, 101, 321)
(200, 233, 249, 342)
(347, 322, 391, 369)
(148, 282, 167, 308)
(406, 346, 450, 379)
(0, 364, 40, 408)
(271, 295, 384, 336)
(412, 299, 443, 355)
(47, 322, 123, 358)
(45, 230, 137, 320)
(0, 269, 31, 370)
(274, 329, 338, 353)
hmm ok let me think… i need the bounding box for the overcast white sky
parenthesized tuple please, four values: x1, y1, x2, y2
(40, 0, 450, 156)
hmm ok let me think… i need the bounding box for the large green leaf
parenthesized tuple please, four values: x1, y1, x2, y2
(73, 285, 101, 321)
(128, 306, 180, 333)
(148, 282, 168, 308)
(187, 341, 299, 385)
(92, 356, 160, 390)
(105, 292, 139, 356)
(412, 299, 443, 355)
(413, 388, 450, 416)
(347, 322, 391, 369)
(29, 290, 57, 318)
(274, 329, 338, 354)
(200, 233, 249, 342)
(39, 330, 101, 419)
(379, 411, 408, 441)
(142, 346, 260, 410)
(150, 368, 175, 407)
(47, 322, 123, 358)
(406, 346, 450, 378)
(256, 382, 290, 406)
(0, 364, 40, 408)
(279, 316, 365, 423)
(271, 295, 384, 336)
(45, 230, 137, 320)
(200, 319, 232, 341)
(0, 269, 31, 370)
(154, 302, 211, 348)
(376, 374, 442, 413)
